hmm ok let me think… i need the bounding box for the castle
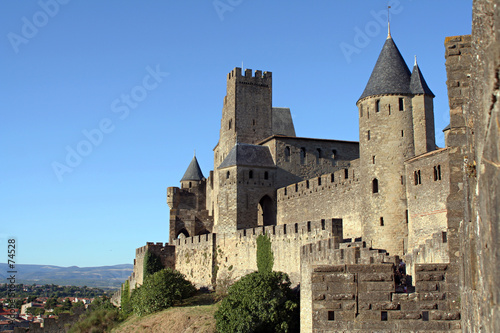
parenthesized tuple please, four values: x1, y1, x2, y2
(114, 4, 500, 330)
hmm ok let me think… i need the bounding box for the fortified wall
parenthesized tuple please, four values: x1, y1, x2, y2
(277, 161, 362, 239)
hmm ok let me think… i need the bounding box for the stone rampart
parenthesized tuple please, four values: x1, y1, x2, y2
(277, 162, 362, 238)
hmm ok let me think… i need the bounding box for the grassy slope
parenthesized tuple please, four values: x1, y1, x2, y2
(112, 293, 218, 333)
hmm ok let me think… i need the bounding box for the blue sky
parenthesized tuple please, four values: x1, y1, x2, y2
(1, 1, 472, 268)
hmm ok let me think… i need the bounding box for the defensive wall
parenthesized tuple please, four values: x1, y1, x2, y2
(173, 219, 343, 289)
(277, 160, 362, 239)
(404, 148, 450, 277)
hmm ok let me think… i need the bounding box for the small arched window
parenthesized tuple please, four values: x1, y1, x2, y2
(284, 146, 291, 162)
(300, 148, 306, 165)
(372, 178, 379, 193)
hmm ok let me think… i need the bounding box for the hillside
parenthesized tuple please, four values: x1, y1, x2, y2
(0, 263, 133, 288)
(113, 304, 217, 333)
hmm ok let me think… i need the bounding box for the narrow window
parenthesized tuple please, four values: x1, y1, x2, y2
(189, 182, 192, 188)
(307, 221, 311, 232)
(284, 188, 287, 195)
(367, 130, 371, 141)
(229, 119, 232, 129)
(316, 148, 322, 164)
(381, 311, 388, 321)
(321, 219, 325, 230)
(295, 183, 298, 192)
(399, 98, 404, 111)
(306, 180, 309, 189)
(331, 173, 335, 182)
(332, 149, 337, 159)
(375, 99, 380, 112)
(328, 311, 335, 321)
(300, 148, 306, 165)
(418, 170, 421, 184)
(380, 217, 384, 226)
(372, 178, 379, 193)
(226, 171, 230, 179)
(434, 165, 442, 181)
(344, 169, 349, 179)
(284, 146, 290, 162)
(283, 224, 287, 234)
(359, 105, 363, 118)
(414, 170, 422, 185)
(414, 171, 418, 185)
(406, 210, 409, 224)
(442, 231, 447, 243)
(252, 119, 256, 126)
(388, 104, 391, 115)
(318, 177, 322, 186)
(249, 170, 253, 179)
(401, 130, 404, 137)
(422, 311, 429, 321)
(401, 175, 404, 185)
(295, 223, 298, 233)
(372, 155, 376, 164)
(264, 171, 269, 180)
(438, 165, 441, 180)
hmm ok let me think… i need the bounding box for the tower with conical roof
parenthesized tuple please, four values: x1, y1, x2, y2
(167, 155, 213, 243)
(357, 30, 435, 256)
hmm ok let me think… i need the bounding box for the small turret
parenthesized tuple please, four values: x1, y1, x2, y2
(180, 155, 204, 189)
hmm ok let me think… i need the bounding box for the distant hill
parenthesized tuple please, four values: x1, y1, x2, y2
(0, 263, 133, 289)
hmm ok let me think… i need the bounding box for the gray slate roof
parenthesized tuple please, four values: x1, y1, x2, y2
(410, 63, 435, 97)
(181, 156, 204, 181)
(358, 37, 412, 101)
(218, 143, 275, 169)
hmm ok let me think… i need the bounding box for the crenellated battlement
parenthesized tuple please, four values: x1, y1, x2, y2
(227, 67, 272, 81)
(277, 166, 359, 201)
(175, 232, 215, 247)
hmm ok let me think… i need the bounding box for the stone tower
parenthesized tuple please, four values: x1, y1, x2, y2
(167, 155, 212, 243)
(357, 32, 435, 256)
(211, 68, 274, 232)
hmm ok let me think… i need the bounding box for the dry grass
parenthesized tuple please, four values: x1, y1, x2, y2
(112, 292, 218, 333)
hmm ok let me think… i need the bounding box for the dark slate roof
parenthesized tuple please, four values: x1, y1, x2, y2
(180, 156, 204, 181)
(410, 63, 435, 97)
(218, 143, 275, 169)
(358, 37, 412, 101)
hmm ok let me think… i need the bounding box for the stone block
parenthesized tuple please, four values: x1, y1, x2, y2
(323, 273, 354, 283)
(311, 274, 324, 283)
(358, 291, 392, 302)
(359, 302, 371, 310)
(419, 302, 438, 310)
(415, 264, 448, 272)
(371, 302, 400, 310)
(359, 273, 393, 282)
(415, 272, 444, 281)
(354, 310, 382, 321)
(312, 283, 328, 292)
(346, 264, 393, 273)
(389, 311, 422, 320)
(364, 281, 395, 292)
(327, 282, 356, 294)
(313, 265, 345, 273)
(416, 282, 438, 292)
(399, 300, 418, 311)
(420, 292, 446, 301)
(325, 293, 355, 301)
(342, 302, 356, 310)
(430, 311, 461, 320)
(313, 293, 325, 301)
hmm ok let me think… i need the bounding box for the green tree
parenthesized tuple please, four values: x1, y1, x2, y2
(120, 280, 132, 315)
(256, 233, 274, 273)
(131, 268, 195, 316)
(62, 298, 73, 311)
(215, 271, 299, 333)
(27, 307, 45, 316)
(143, 250, 164, 278)
(45, 297, 58, 310)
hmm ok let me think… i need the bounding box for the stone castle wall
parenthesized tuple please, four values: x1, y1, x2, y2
(276, 161, 362, 239)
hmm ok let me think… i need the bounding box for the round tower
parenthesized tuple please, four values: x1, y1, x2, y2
(357, 33, 416, 256)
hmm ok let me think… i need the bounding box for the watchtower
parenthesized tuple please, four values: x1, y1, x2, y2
(357, 32, 435, 256)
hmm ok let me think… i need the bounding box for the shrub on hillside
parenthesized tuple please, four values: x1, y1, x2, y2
(215, 271, 299, 333)
(131, 268, 196, 316)
(68, 297, 122, 333)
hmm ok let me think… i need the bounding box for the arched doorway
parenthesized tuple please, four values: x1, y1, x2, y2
(176, 228, 190, 239)
(258, 195, 276, 226)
